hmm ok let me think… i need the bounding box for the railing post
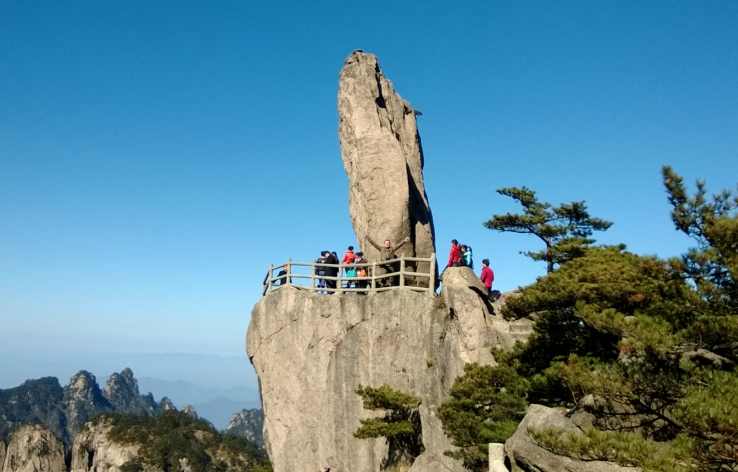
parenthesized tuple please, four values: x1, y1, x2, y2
(267, 264, 273, 293)
(286, 258, 292, 286)
(429, 253, 436, 295)
(399, 257, 405, 287)
(371, 261, 377, 293)
(338, 261, 343, 292)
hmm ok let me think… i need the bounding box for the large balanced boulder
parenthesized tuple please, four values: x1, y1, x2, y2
(2, 425, 65, 472)
(247, 267, 520, 472)
(505, 404, 640, 472)
(338, 51, 436, 267)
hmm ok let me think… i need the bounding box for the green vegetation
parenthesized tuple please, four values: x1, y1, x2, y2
(105, 410, 271, 472)
(438, 362, 528, 470)
(484, 186, 612, 273)
(441, 168, 738, 471)
(353, 384, 423, 470)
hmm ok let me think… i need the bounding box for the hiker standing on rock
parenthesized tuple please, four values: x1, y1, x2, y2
(447, 239, 462, 269)
(480, 258, 495, 298)
(367, 236, 410, 287)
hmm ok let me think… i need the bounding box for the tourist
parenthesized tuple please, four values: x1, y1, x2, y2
(342, 245, 357, 288)
(367, 236, 410, 287)
(462, 244, 473, 269)
(354, 252, 368, 292)
(447, 239, 462, 269)
(480, 258, 495, 298)
(326, 251, 340, 292)
(315, 251, 329, 294)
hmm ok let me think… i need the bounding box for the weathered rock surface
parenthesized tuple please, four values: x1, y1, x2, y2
(2, 425, 65, 472)
(70, 420, 142, 472)
(224, 409, 264, 447)
(505, 404, 640, 472)
(64, 371, 113, 438)
(0, 440, 6, 471)
(338, 51, 436, 267)
(247, 267, 516, 472)
(0, 369, 166, 448)
(103, 369, 158, 417)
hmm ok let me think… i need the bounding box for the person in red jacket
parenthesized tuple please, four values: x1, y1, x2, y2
(342, 245, 356, 265)
(480, 258, 495, 297)
(447, 239, 462, 268)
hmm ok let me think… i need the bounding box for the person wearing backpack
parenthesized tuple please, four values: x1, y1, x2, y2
(315, 251, 329, 294)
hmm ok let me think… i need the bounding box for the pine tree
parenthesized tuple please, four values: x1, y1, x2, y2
(484, 187, 612, 272)
(438, 362, 528, 471)
(353, 385, 423, 470)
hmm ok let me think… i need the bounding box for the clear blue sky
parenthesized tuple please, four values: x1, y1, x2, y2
(2, 2, 737, 391)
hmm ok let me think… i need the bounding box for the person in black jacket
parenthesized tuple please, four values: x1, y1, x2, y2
(315, 251, 329, 294)
(325, 251, 340, 293)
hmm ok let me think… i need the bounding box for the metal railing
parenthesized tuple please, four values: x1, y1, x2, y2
(262, 254, 437, 296)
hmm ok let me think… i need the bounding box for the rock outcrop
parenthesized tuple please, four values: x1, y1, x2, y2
(0, 440, 6, 471)
(64, 371, 113, 438)
(224, 409, 264, 447)
(505, 405, 640, 472)
(338, 51, 436, 269)
(70, 420, 140, 472)
(0, 378, 67, 445)
(103, 369, 158, 417)
(2, 425, 65, 472)
(0, 369, 165, 447)
(247, 267, 514, 472)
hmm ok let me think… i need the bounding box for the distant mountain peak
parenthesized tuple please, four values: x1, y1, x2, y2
(0, 367, 165, 446)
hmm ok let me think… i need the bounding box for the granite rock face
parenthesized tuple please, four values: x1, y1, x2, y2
(69, 420, 142, 472)
(0, 378, 67, 445)
(103, 369, 158, 417)
(224, 409, 264, 447)
(247, 267, 515, 472)
(2, 425, 65, 472)
(338, 51, 436, 268)
(505, 404, 641, 472)
(64, 371, 113, 438)
(0, 369, 164, 448)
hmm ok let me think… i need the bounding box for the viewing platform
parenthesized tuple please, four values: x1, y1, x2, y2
(263, 254, 437, 296)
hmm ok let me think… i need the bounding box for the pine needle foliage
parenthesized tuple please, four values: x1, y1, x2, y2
(444, 168, 737, 471)
(438, 363, 529, 471)
(105, 410, 271, 472)
(354, 385, 424, 469)
(483, 186, 612, 272)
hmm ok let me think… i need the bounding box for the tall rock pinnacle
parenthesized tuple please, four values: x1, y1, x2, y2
(338, 51, 436, 264)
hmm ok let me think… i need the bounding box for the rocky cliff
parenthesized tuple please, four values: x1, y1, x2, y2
(1, 425, 66, 472)
(248, 267, 517, 472)
(338, 51, 435, 268)
(224, 409, 264, 448)
(0, 369, 165, 447)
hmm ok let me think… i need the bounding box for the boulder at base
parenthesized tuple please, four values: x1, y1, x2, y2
(505, 404, 641, 472)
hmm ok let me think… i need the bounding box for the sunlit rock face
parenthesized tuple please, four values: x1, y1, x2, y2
(2, 425, 66, 472)
(247, 268, 520, 472)
(338, 51, 436, 270)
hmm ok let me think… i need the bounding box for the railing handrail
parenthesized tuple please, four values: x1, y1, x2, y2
(262, 254, 437, 296)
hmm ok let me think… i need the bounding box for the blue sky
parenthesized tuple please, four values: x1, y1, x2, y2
(1, 1, 737, 395)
